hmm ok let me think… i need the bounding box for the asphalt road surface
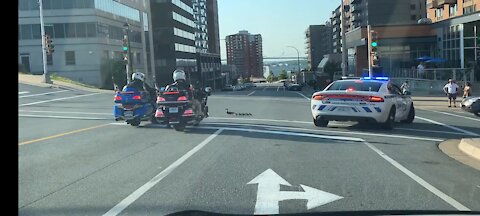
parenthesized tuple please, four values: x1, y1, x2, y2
(18, 83, 480, 215)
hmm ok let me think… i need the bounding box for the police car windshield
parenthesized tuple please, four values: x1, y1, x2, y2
(326, 80, 383, 92)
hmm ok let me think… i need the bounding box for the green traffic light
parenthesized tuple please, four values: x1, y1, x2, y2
(371, 42, 377, 47)
(123, 47, 128, 51)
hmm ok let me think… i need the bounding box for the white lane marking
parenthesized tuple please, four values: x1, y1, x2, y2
(19, 114, 110, 120)
(428, 110, 480, 122)
(396, 127, 467, 135)
(19, 90, 70, 98)
(247, 91, 256, 96)
(248, 169, 342, 214)
(296, 92, 310, 101)
(417, 116, 479, 137)
(108, 122, 468, 211)
(19, 110, 111, 115)
(103, 129, 224, 216)
(19, 93, 101, 107)
(203, 122, 444, 142)
(363, 141, 471, 211)
(277, 86, 280, 92)
(19, 91, 30, 95)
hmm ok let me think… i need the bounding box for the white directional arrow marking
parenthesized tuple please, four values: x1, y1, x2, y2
(247, 169, 343, 214)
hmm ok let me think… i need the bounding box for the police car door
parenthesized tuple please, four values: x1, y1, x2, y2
(387, 83, 406, 120)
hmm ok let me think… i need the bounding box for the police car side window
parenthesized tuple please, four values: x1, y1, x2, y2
(388, 84, 402, 95)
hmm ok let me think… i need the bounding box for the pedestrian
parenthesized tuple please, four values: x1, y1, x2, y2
(400, 81, 410, 95)
(443, 78, 459, 108)
(463, 82, 472, 98)
(417, 62, 425, 79)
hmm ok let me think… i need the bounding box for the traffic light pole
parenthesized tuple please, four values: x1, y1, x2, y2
(367, 25, 372, 77)
(38, 0, 51, 84)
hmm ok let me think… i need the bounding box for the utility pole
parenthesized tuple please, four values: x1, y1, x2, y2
(341, 0, 348, 76)
(38, 0, 51, 84)
(287, 46, 301, 83)
(367, 25, 372, 77)
(124, 23, 134, 83)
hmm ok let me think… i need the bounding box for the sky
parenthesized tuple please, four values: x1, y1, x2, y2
(217, 0, 340, 60)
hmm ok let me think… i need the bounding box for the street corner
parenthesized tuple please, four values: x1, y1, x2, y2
(439, 138, 480, 171)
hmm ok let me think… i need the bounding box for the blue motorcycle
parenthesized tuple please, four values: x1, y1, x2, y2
(113, 87, 157, 126)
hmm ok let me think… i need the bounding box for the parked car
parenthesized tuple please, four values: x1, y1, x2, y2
(222, 85, 234, 91)
(244, 83, 257, 89)
(286, 83, 302, 91)
(461, 96, 480, 117)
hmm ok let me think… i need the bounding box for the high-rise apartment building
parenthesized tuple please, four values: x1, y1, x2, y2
(426, 0, 480, 69)
(226, 30, 263, 78)
(305, 25, 333, 71)
(193, 0, 222, 89)
(149, 0, 197, 87)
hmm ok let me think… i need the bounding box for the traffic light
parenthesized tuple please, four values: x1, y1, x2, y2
(370, 30, 378, 53)
(370, 30, 379, 67)
(122, 38, 128, 54)
(45, 34, 54, 55)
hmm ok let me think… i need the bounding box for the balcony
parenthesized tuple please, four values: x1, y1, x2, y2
(351, 5, 362, 12)
(350, 0, 361, 4)
(351, 13, 362, 21)
(427, 0, 457, 9)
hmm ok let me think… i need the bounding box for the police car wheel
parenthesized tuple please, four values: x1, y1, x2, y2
(381, 107, 395, 130)
(401, 104, 415, 124)
(314, 117, 328, 127)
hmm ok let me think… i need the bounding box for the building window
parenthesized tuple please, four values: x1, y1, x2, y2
(20, 25, 32, 40)
(449, 4, 457, 17)
(463, 5, 476, 14)
(54, 24, 65, 38)
(65, 23, 76, 38)
(65, 51, 76, 65)
(47, 54, 53, 65)
(75, 23, 87, 37)
(411, 15, 417, 21)
(136, 52, 141, 64)
(86, 23, 96, 37)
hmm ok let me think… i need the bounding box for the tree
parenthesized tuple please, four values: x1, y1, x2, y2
(100, 58, 127, 90)
(267, 73, 275, 83)
(278, 70, 288, 80)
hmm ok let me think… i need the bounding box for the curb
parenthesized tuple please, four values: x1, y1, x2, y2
(459, 138, 480, 161)
(19, 74, 113, 94)
(439, 139, 480, 171)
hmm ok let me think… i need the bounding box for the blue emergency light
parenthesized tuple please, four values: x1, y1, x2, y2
(362, 77, 389, 81)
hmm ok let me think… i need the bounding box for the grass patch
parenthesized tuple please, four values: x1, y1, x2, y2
(51, 73, 97, 89)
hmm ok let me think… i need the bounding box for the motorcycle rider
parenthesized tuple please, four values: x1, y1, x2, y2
(165, 69, 208, 117)
(124, 72, 157, 105)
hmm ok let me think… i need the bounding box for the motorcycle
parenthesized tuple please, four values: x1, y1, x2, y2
(113, 87, 157, 126)
(155, 87, 210, 131)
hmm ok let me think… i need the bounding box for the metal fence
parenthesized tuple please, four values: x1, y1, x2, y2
(388, 68, 475, 82)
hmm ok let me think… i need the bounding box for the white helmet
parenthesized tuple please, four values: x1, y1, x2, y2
(132, 72, 145, 82)
(173, 69, 186, 82)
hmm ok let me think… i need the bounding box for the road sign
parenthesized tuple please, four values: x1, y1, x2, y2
(247, 169, 343, 214)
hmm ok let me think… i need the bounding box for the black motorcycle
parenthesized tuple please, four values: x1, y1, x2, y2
(155, 87, 210, 131)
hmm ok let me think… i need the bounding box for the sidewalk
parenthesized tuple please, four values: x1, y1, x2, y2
(18, 73, 113, 94)
(439, 138, 480, 171)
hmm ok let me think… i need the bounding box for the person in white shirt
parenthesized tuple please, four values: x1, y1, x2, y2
(417, 62, 425, 78)
(443, 79, 459, 107)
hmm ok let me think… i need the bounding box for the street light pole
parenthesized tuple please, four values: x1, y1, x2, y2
(38, 0, 51, 84)
(287, 46, 301, 83)
(124, 23, 134, 83)
(341, 0, 348, 76)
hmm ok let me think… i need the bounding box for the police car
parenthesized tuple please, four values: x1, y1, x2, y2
(310, 77, 415, 129)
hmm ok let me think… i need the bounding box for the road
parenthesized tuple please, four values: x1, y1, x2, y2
(19, 83, 480, 215)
